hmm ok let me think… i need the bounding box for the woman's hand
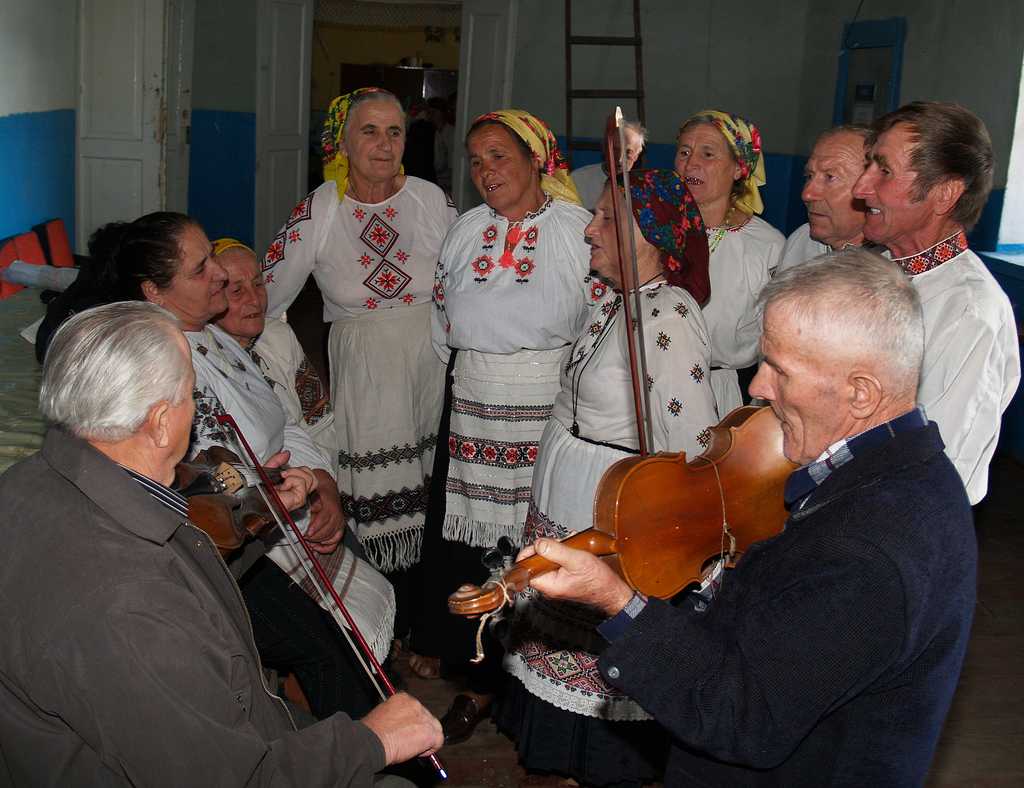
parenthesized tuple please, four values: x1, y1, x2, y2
(305, 469, 346, 554)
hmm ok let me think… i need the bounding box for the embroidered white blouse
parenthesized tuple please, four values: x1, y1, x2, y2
(431, 199, 597, 360)
(912, 249, 1020, 503)
(263, 176, 458, 320)
(702, 214, 785, 371)
(552, 283, 719, 455)
(187, 324, 333, 475)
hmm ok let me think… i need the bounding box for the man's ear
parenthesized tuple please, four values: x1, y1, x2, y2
(140, 279, 162, 305)
(930, 178, 965, 218)
(144, 401, 172, 449)
(848, 369, 883, 421)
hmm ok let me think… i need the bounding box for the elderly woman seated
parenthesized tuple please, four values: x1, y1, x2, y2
(211, 238, 337, 473)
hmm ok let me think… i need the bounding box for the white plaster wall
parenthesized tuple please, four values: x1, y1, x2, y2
(510, 0, 1024, 180)
(0, 0, 78, 116)
(512, 0, 810, 153)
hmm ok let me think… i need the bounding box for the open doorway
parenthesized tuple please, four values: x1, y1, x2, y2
(308, 2, 461, 194)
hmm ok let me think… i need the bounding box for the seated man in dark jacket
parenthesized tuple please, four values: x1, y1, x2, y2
(0, 301, 442, 786)
(520, 248, 976, 787)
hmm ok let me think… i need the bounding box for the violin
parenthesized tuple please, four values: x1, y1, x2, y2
(173, 446, 284, 556)
(448, 406, 796, 616)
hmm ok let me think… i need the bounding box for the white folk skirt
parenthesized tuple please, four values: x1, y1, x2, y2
(328, 302, 445, 572)
(441, 347, 566, 550)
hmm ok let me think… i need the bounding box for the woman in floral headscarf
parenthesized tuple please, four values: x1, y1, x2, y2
(675, 110, 785, 412)
(495, 169, 719, 786)
(261, 88, 457, 656)
(417, 109, 596, 741)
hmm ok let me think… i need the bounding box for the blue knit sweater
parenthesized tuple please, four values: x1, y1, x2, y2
(600, 422, 976, 787)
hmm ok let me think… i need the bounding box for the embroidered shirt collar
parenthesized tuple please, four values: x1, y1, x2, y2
(489, 195, 552, 224)
(891, 230, 968, 276)
(783, 407, 928, 510)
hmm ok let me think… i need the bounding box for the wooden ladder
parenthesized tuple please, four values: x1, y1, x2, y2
(564, 0, 646, 169)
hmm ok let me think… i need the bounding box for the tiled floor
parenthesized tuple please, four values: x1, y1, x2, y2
(390, 454, 1024, 787)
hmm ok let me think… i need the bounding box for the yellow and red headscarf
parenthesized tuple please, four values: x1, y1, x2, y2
(321, 87, 403, 201)
(682, 110, 766, 217)
(471, 109, 582, 206)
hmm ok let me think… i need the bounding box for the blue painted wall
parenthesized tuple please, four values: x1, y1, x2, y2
(0, 110, 75, 243)
(188, 110, 256, 247)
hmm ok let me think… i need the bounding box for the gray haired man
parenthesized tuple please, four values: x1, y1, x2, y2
(518, 250, 977, 785)
(0, 302, 441, 785)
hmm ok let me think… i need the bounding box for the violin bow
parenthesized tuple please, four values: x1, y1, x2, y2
(604, 106, 655, 455)
(216, 414, 448, 781)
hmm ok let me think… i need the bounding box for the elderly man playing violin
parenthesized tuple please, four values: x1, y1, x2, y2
(0, 302, 441, 786)
(521, 249, 977, 786)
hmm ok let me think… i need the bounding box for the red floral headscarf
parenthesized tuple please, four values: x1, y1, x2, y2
(621, 169, 710, 305)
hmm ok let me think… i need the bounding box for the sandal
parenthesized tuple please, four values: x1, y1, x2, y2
(408, 653, 442, 680)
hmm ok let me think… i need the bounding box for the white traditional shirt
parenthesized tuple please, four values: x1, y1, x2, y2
(188, 324, 333, 475)
(703, 215, 785, 369)
(906, 245, 1020, 504)
(778, 222, 829, 274)
(553, 283, 719, 454)
(701, 215, 784, 413)
(264, 176, 457, 320)
(432, 198, 598, 359)
(569, 163, 607, 211)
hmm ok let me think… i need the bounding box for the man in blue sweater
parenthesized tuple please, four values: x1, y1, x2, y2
(523, 248, 976, 786)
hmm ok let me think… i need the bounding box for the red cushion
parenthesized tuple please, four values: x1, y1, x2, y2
(0, 237, 21, 299)
(35, 219, 74, 268)
(14, 231, 46, 266)
(0, 233, 47, 299)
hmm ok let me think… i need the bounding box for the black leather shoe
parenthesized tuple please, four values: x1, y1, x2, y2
(441, 694, 486, 745)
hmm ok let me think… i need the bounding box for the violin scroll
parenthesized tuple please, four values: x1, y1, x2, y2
(448, 530, 618, 616)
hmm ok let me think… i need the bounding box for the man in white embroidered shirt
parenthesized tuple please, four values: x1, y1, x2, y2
(853, 101, 1020, 503)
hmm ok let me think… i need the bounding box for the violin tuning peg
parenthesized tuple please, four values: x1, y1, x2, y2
(496, 536, 516, 557)
(481, 547, 505, 572)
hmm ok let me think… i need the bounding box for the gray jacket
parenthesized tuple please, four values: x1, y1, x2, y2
(0, 429, 385, 786)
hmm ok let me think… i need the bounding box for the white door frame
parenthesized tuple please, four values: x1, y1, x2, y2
(254, 0, 314, 256)
(163, 0, 196, 214)
(452, 0, 519, 211)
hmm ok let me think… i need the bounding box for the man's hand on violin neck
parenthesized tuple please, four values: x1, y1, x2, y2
(528, 538, 634, 617)
(361, 692, 443, 765)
